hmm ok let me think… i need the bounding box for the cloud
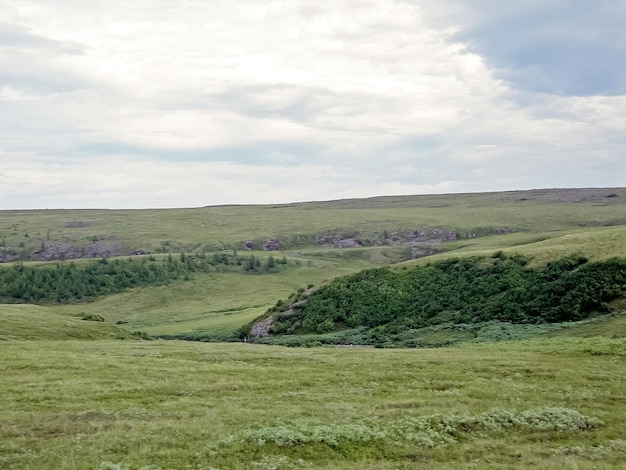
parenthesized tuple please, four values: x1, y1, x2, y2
(0, 0, 624, 209)
(0, 21, 84, 53)
(423, 1, 626, 96)
(0, 155, 457, 209)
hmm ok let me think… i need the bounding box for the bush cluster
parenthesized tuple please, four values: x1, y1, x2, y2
(269, 254, 626, 336)
(227, 407, 602, 451)
(0, 252, 287, 303)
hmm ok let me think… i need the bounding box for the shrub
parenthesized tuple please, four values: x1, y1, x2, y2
(78, 312, 105, 322)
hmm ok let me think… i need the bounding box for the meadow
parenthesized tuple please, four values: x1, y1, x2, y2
(1, 337, 625, 469)
(1, 188, 626, 468)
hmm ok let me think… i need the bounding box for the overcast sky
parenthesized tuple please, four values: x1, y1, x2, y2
(1, 1, 624, 209)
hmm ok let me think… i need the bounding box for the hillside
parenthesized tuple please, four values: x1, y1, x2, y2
(2, 188, 626, 468)
(246, 254, 626, 347)
(1, 187, 625, 263)
(0, 304, 134, 341)
(1, 187, 626, 341)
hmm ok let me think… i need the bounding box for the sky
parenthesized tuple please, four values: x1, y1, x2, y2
(1, 0, 624, 209)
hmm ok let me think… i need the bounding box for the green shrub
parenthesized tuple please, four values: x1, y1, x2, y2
(78, 312, 105, 322)
(224, 407, 602, 452)
(266, 255, 626, 338)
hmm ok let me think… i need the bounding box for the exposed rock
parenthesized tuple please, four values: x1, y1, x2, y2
(410, 246, 425, 258)
(335, 238, 360, 248)
(131, 249, 150, 255)
(315, 234, 327, 244)
(444, 231, 457, 241)
(250, 317, 273, 337)
(245, 242, 254, 250)
(497, 229, 507, 235)
(263, 239, 280, 251)
(35, 242, 82, 261)
(84, 242, 123, 258)
(35, 239, 126, 261)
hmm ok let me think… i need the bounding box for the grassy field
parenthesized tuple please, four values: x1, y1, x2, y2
(2, 194, 626, 339)
(1, 337, 625, 469)
(1, 188, 626, 468)
(0, 304, 133, 341)
(422, 225, 626, 266)
(2, 188, 625, 259)
(23, 224, 623, 339)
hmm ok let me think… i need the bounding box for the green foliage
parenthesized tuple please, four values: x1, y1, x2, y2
(266, 254, 626, 341)
(0, 251, 288, 304)
(227, 406, 601, 451)
(77, 312, 105, 322)
(130, 330, 152, 340)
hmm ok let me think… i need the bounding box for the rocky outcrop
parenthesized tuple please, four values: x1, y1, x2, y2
(263, 239, 280, 251)
(34, 239, 127, 261)
(335, 238, 360, 248)
(250, 317, 273, 337)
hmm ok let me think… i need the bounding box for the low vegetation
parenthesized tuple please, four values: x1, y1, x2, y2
(0, 304, 135, 340)
(1, 188, 625, 468)
(1, 338, 624, 469)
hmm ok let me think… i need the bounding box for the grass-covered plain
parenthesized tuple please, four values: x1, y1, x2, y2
(1, 337, 625, 469)
(2, 225, 625, 341)
(1, 189, 626, 468)
(2, 188, 625, 260)
(2, 188, 626, 339)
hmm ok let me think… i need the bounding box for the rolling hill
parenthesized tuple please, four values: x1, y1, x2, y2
(2, 188, 626, 469)
(1, 187, 625, 341)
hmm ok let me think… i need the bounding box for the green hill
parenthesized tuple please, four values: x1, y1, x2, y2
(1, 187, 626, 341)
(2, 188, 626, 469)
(2, 187, 625, 263)
(0, 304, 134, 341)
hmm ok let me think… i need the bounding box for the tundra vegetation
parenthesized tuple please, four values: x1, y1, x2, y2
(250, 254, 626, 347)
(1, 188, 625, 468)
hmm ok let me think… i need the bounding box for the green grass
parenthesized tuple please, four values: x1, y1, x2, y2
(546, 308, 626, 339)
(0, 304, 133, 341)
(2, 188, 625, 259)
(408, 225, 626, 266)
(0, 337, 624, 469)
(52, 255, 376, 336)
(2, 189, 626, 469)
(2, 188, 626, 338)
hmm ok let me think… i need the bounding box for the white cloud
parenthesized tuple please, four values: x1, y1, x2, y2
(0, 0, 624, 209)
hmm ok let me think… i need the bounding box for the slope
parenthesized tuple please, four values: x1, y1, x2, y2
(0, 304, 134, 341)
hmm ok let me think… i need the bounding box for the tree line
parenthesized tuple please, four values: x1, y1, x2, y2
(0, 252, 287, 303)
